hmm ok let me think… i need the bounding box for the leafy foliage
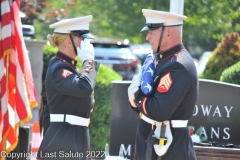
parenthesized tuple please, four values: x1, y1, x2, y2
(20, 0, 46, 25)
(20, 0, 76, 24)
(183, 0, 240, 56)
(184, 0, 240, 41)
(201, 32, 240, 80)
(220, 61, 240, 85)
(22, 0, 240, 48)
(42, 45, 122, 151)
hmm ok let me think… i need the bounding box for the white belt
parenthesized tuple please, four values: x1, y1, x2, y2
(140, 113, 188, 128)
(50, 114, 90, 127)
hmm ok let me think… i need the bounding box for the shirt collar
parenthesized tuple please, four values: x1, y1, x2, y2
(55, 51, 77, 66)
(157, 43, 185, 62)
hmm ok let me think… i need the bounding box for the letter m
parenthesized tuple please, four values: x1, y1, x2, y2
(120, 144, 131, 156)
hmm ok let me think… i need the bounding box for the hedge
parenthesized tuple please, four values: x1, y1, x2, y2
(220, 61, 240, 85)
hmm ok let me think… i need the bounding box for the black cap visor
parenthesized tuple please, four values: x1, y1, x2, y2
(140, 26, 151, 32)
(70, 30, 94, 39)
(140, 23, 166, 32)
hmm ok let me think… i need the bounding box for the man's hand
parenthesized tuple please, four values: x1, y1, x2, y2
(128, 69, 142, 107)
(77, 39, 95, 62)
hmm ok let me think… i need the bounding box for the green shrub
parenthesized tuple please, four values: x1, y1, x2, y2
(201, 32, 240, 80)
(76, 60, 122, 151)
(42, 44, 122, 151)
(220, 61, 240, 85)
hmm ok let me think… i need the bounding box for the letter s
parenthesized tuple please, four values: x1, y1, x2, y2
(223, 128, 230, 140)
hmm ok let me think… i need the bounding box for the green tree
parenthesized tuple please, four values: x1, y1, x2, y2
(33, 0, 169, 42)
(183, 0, 240, 56)
(68, 0, 169, 43)
(184, 0, 240, 41)
(23, 0, 240, 46)
(201, 32, 240, 80)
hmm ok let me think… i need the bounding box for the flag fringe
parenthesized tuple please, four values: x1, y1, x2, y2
(2, 112, 35, 155)
(31, 101, 38, 110)
(3, 49, 11, 57)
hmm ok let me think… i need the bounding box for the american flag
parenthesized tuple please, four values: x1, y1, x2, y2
(141, 52, 156, 95)
(0, 0, 38, 156)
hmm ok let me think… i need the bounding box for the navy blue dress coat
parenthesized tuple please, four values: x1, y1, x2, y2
(37, 52, 99, 160)
(130, 44, 198, 160)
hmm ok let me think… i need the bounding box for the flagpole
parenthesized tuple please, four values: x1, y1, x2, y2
(169, 0, 185, 36)
(170, 0, 184, 15)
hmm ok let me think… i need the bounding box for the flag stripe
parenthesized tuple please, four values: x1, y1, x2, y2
(0, 0, 38, 155)
(1, 1, 10, 15)
(1, 24, 11, 40)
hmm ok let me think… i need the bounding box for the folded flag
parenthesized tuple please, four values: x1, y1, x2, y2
(141, 52, 156, 95)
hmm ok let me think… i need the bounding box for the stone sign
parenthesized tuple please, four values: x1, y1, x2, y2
(188, 79, 240, 144)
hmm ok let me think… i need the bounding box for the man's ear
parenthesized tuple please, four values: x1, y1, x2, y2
(167, 28, 173, 37)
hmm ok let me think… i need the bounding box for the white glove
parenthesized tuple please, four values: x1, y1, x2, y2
(128, 69, 142, 107)
(77, 39, 94, 62)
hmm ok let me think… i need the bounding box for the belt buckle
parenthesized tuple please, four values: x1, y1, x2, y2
(163, 121, 166, 125)
(139, 112, 143, 119)
(159, 138, 169, 149)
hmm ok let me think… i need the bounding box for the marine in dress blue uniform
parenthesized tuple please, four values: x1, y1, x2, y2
(37, 15, 99, 160)
(128, 9, 198, 160)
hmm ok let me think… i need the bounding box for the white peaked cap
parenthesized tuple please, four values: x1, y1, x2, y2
(142, 9, 187, 26)
(49, 15, 94, 39)
(50, 15, 92, 33)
